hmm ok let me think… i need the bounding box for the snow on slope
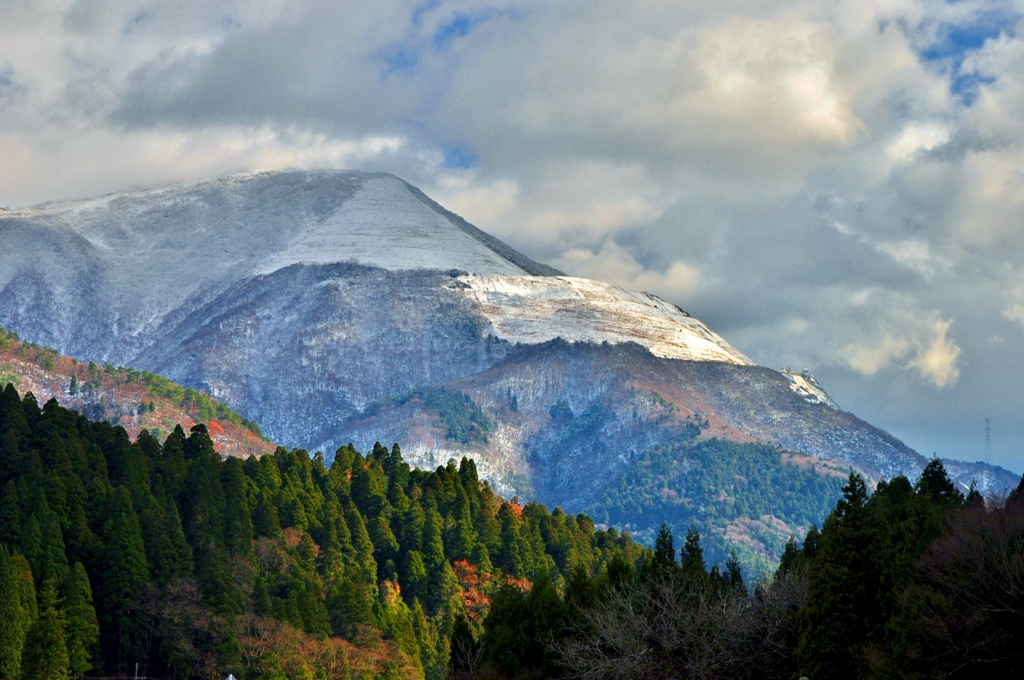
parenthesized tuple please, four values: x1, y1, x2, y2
(779, 368, 840, 409)
(458, 275, 753, 365)
(1, 168, 752, 367)
(257, 176, 531, 275)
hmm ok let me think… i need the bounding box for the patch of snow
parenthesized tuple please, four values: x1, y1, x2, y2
(779, 368, 839, 409)
(258, 176, 530, 275)
(458, 275, 754, 365)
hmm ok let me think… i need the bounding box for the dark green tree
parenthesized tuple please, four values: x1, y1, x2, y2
(680, 525, 705, 577)
(99, 496, 150, 671)
(797, 473, 880, 680)
(19, 579, 69, 680)
(63, 563, 99, 679)
(0, 546, 30, 678)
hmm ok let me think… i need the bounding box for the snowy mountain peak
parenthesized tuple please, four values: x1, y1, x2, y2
(459, 275, 753, 365)
(1, 167, 758, 370)
(28, 169, 558, 278)
(255, 174, 536, 276)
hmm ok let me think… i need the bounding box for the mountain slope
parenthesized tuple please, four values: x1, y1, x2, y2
(0, 326, 272, 458)
(1, 169, 1017, 563)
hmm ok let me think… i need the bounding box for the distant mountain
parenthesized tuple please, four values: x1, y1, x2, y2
(1, 169, 1016, 562)
(0, 326, 272, 458)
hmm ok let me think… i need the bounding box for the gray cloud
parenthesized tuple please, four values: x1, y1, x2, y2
(1, 0, 1023, 471)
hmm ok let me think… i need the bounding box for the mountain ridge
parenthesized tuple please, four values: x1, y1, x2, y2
(0, 325, 273, 458)
(2, 169, 1018, 565)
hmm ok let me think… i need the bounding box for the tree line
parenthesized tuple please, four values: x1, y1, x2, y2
(0, 384, 644, 679)
(1, 381, 1020, 679)
(471, 460, 1023, 679)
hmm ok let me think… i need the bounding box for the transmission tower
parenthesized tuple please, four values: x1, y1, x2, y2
(984, 417, 991, 462)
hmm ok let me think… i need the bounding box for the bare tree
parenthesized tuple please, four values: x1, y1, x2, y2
(902, 499, 1024, 676)
(553, 572, 806, 680)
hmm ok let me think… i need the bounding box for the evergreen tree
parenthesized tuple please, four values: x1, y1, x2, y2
(0, 480, 22, 545)
(680, 525, 705, 577)
(252, 488, 283, 539)
(100, 497, 150, 670)
(19, 579, 69, 680)
(915, 458, 963, 507)
(797, 473, 881, 680)
(326, 572, 377, 640)
(652, 522, 676, 572)
(777, 535, 801, 575)
(63, 563, 99, 679)
(411, 599, 445, 680)
(724, 550, 743, 591)
(965, 480, 985, 507)
(0, 546, 29, 679)
(221, 457, 255, 560)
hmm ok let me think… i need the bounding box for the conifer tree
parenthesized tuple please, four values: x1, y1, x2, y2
(221, 457, 255, 560)
(403, 550, 429, 603)
(797, 473, 881, 680)
(449, 612, 479, 676)
(158, 426, 188, 499)
(326, 572, 377, 640)
(411, 599, 444, 680)
(367, 515, 400, 570)
(0, 480, 22, 545)
(449, 492, 477, 562)
(0, 546, 29, 679)
(680, 525, 705, 577)
(100, 498, 150, 669)
(140, 491, 192, 585)
(11, 553, 38, 625)
(345, 501, 378, 581)
(19, 579, 69, 680)
(652, 522, 676, 571)
(777, 535, 801, 575)
(252, 488, 283, 539)
(63, 505, 98, 570)
(915, 458, 963, 507)
(724, 550, 744, 591)
(63, 563, 99, 679)
(965, 480, 985, 507)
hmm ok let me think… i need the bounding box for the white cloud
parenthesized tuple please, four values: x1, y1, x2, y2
(1004, 303, 1024, 328)
(874, 239, 950, 277)
(885, 122, 951, 164)
(1, 0, 1024, 464)
(907, 319, 961, 388)
(837, 298, 961, 388)
(839, 334, 912, 377)
(553, 241, 701, 302)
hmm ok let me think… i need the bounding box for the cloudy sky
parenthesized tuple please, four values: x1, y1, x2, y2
(2, 0, 1024, 472)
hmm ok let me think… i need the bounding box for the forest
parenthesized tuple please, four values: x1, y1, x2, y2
(0, 383, 1021, 679)
(586, 435, 848, 572)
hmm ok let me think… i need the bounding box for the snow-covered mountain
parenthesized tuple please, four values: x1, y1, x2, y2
(0, 170, 742, 366)
(1, 170, 1015, 536)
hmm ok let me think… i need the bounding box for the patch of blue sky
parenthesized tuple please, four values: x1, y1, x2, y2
(920, 8, 1018, 62)
(952, 71, 997, 105)
(412, 0, 444, 28)
(432, 11, 497, 50)
(381, 44, 421, 75)
(442, 144, 479, 169)
(917, 8, 1019, 104)
(379, 6, 503, 78)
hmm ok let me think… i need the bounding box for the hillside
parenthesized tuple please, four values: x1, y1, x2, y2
(0, 386, 646, 680)
(0, 326, 272, 458)
(1, 169, 1017, 567)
